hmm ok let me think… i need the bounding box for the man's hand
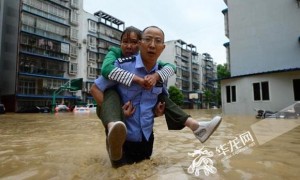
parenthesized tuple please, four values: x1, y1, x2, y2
(132, 75, 151, 90)
(132, 73, 161, 90)
(122, 101, 135, 117)
(154, 101, 165, 117)
(144, 73, 160, 89)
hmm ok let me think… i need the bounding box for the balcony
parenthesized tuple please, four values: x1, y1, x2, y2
(22, 5, 70, 26)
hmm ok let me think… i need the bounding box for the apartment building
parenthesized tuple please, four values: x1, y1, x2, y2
(159, 40, 204, 108)
(0, 0, 124, 112)
(221, 0, 300, 115)
(79, 10, 124, 104)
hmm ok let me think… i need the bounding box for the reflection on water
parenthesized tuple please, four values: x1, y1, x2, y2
(0, 110, 299, 179)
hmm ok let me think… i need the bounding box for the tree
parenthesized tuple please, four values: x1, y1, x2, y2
(168, 86, 184, 106)
(216, 63, 230, 106)
(217, 63, 230, 79)
(203, 88, 215, 109)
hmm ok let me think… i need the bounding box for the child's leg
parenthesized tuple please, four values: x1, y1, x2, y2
(159, 94, 222, 143)
(97, 89, 124, 132)
(97, 89, 127, 162)
(158, 94, 190, 130)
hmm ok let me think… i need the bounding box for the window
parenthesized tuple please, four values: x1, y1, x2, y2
(231, 86, 236, 102)
(87, 66, 97, 79)
(70, 10, 79, 25)
(253, 81, 270, 101)
(70, 28, 78, 41)
(226, 85, 236, 103)
(70, 45, 78, 57)
(293, 79, 300, 101)
(45, 79, 64, 89)
(253, 83, 261, 101)
(88, 36, 97, 48)
(69, 62, 78, 75)
(71, 0, 79, 9)
(176, 46, 181, 55)
(261, 81, 269, 100)
(88, 51, 96, 62)
(18, 77, 36, 95)
(98, 41, 109, 49)
(89, 20, 97, 33)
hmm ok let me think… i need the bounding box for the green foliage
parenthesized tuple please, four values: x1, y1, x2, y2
(168, 86, 184, 106)
(203, 88, 216, 108)
(217, 63, 230, 79)
(203, 89, 214, 103)
(216, 63, 230, 105)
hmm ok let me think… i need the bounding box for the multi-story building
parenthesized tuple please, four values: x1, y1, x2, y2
(201, 53, 218, 108)
(159, 39, 202, 108)
(221, 0, 300, 115)
(80, 10, 124, 104)
(0, 0, 124, 112)
(201, 53, 217, 92)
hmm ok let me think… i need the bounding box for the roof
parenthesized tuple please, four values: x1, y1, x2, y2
(220, 68, 300, 81)
(94, 10, 124, 26)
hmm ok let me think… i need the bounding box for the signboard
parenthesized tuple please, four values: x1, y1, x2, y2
(189, 93, 199, 99)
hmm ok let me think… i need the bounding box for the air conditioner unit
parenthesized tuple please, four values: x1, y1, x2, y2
(76, 43, 81, 48)
(97, 58, 102, 62)
(82, 39, 87, 44)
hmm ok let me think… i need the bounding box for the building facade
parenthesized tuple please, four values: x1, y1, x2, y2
(221, 0, 300, 115)
(0, 0, 124, 112)
(201, 53, 218, 108)
(159, 39, 206, 109)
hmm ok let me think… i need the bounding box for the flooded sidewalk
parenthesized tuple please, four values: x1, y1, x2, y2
(0, 110, 299, 179)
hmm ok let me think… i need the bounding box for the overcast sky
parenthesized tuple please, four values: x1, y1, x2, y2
(83, 0, 228, 64)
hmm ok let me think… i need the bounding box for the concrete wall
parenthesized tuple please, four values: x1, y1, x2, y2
(228, 0, 300, 76)
(221, 70, 300, 115)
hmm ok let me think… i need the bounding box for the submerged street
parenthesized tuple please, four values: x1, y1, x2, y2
(0, 110, 299, 179)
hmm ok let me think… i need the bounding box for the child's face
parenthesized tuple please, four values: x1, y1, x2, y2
(120, 32, 140, 57)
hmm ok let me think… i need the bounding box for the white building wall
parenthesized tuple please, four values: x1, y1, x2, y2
(158, 40, 177, 88)
(228, 0, 300, 76)
(222, 0, 300, 115)
(222, 71, 300, 115)
(78, 11, 98, 82)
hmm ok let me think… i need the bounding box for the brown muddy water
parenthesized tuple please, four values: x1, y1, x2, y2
(0, 110, 299, 180)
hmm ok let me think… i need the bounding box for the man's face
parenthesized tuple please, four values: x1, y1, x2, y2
(139, 27, 165, 62)
(120, 32, 140, 57)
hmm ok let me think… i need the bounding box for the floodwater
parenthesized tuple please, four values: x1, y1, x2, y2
(0, 110, 299, 180)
